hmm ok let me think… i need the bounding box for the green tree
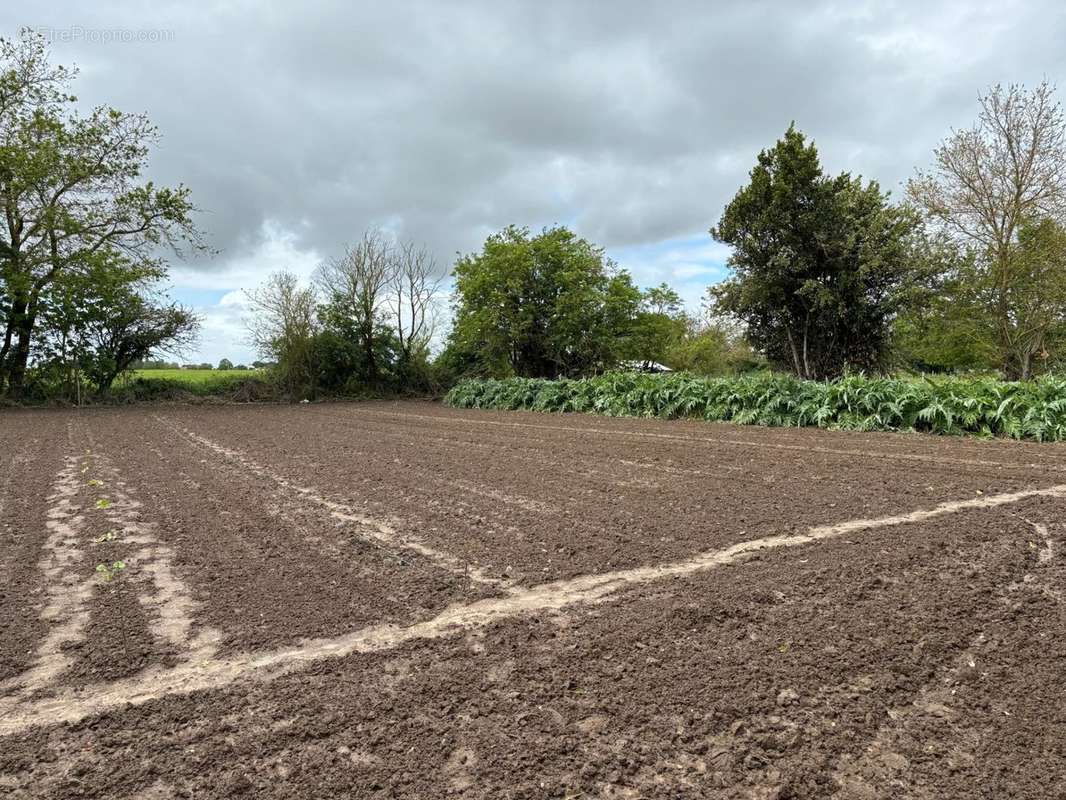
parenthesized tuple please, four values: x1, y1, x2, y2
(315, 292, 400, 392)
(81, 296, 198, 394)
(218, 358, 234, 370)
(313, 230, 394, 387)
(908, 82, 1066, 378)
(35, 250, 198, 396)
(897, 218, 1066, 376)
(448, 225, 641, 377)
(710, 124, 927, 379)
(628, 283, 687, 367)
(0, 31, 203, 397)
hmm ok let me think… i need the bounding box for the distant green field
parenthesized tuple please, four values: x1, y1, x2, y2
(130, 369, 258, 383)
(119, 369, 269, 397)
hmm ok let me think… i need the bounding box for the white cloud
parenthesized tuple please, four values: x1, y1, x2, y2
(166, 222, 321, 363)
(169, 220, 322, 295)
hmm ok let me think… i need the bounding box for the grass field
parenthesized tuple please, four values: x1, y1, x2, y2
(2, 401, 1065, 796)
(129, 369, 260, 383)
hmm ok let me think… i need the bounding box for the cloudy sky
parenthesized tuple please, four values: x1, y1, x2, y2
(7, 1, 1066, 363)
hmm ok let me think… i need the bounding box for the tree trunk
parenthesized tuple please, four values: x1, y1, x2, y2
(362, 323, 377, 385)
(5, 295, 37, 399)
(801, 319, 812, 381)
(0, 295, 27, 394)
(785, 326, 803, 378)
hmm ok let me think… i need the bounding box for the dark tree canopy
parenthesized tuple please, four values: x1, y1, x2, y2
(710, 125, 928, 379)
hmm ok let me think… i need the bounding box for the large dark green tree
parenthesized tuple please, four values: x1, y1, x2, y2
(710, 125, 928, 379)
(0, 31, 203, 397)
(447, 225, 641, 377)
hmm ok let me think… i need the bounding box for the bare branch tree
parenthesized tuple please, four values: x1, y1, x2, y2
(314, 228, 395, 384)
(245, 271, 319, 398)
(390, 240, 445, 362)
(907, 81, 1066, 378)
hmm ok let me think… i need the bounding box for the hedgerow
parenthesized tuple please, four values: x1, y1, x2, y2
(444, 372, 1066, 441)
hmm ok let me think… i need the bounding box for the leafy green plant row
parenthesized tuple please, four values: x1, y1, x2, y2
(444, 372, 1066, 441)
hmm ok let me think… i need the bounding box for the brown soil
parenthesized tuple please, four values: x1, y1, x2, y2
(1, 400, 1064, 798)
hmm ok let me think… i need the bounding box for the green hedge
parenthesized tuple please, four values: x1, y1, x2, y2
(444, 372, 1066, 441)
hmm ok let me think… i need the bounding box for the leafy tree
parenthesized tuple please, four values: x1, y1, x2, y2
(315, 294, 400, 392)
(448, 225, 641, 377)
(81, 296, 198, 393)
(711, 124, 927, 379)
(628, 284, 687, 367)
(642, 283, 684, 317)
(33, 249, 195, 397)
(0, 31, 203, 397)
(908, 82, 1066, 378)
(312, 230, 444, 392)
(218, 358, 234, 370)
(896, 217, 1066, 375)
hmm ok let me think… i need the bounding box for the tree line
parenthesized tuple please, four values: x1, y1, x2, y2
(2, 28, 1065, 404)
(251, 82, 1066, 391)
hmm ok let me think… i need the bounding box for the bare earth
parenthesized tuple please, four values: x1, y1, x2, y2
(1, 401, 1065, 799)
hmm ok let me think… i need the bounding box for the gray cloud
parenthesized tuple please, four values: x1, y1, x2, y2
(7, 0, 1066, 360)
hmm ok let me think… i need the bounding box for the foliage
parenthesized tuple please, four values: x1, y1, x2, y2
(664, 324, 764, 375)
(95, 561, 126, 582)
(79, 296, 198, 394)
(0, 31, 204, 397)
(711, 124, 930, 379)
(908, 82, 1066, 379)
(314, 229, 443, 389)
(445, 372, 1066, 441)
(314, 292, 400, 392)
(625, 283, 688, 367)
(447, 225, 641, 378)
(20, 248, 199, 399)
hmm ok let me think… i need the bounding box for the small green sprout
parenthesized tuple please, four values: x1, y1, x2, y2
(95, 561, 126, 582)
(94, 498, 112, 509)
(92, 530, 119, 544)
(87, 479, 103, 487)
